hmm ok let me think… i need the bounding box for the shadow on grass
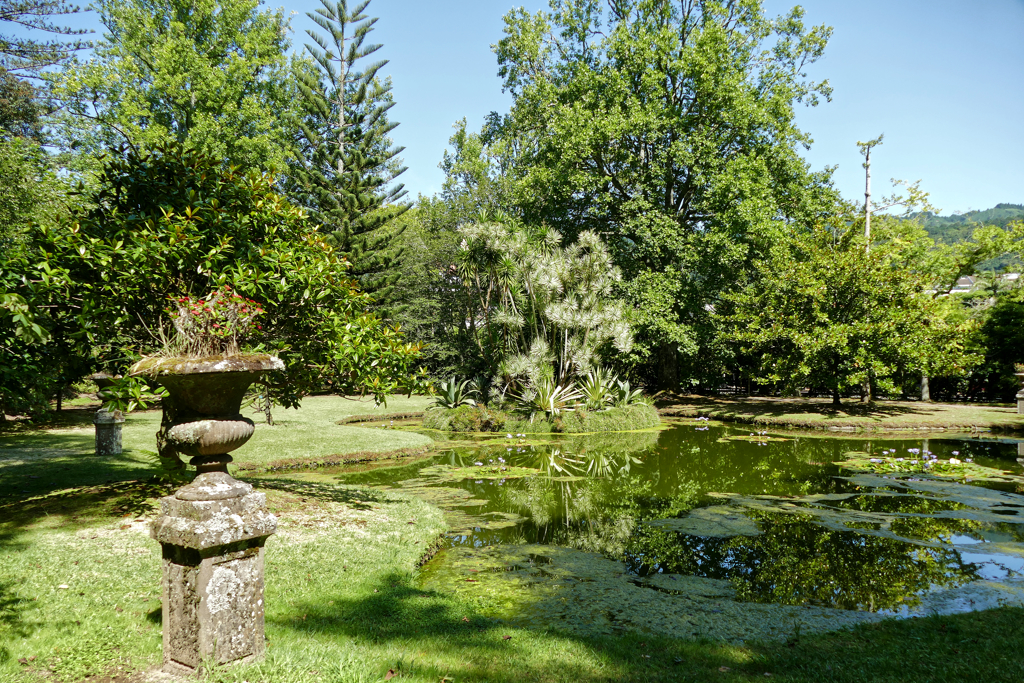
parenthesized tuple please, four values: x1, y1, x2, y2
(0, 579, 30, 666)
(272, 572, 1024, 683)
(251, 478, 394, 512)
(0, 407, 100, 434)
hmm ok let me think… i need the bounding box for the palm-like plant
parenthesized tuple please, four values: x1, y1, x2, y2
(432, 377, 478, 408)
(577, 369, 618, 410)
(516, 378, 582, 419)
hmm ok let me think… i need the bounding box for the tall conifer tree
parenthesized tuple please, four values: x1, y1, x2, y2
(291, 0, 408, 302)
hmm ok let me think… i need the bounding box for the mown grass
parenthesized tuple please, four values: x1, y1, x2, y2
(0, 396, 434, 505)
(3, 396, 1024, 682)
(662, 395, 1024, 433)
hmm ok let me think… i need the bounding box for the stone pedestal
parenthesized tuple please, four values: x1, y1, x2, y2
(1016, 373, 1024, 415)
(94, 409, 124, 455)
(151, 472, 277, 675)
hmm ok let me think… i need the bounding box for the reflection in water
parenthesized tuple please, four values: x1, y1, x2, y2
(328, 423, 1024, 615)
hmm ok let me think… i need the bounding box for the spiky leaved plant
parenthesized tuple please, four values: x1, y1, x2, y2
(431, 377, 478, 408)
(578, 368, 618, 411)
(611, 379, 647, 408)
(515, 378, 582, 420)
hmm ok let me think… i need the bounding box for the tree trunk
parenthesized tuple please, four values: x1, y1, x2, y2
(920, 375, 930, 402)
(656, 342, 678, 392)
(56, 388, 62, 412)
(832, 387, 841, 406)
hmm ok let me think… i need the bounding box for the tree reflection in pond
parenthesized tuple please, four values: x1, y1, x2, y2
(323, 422, 1024, 616)
(625, 511, 979, 612)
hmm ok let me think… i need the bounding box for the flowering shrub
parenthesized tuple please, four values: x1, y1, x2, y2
(168, 286, 264, 357)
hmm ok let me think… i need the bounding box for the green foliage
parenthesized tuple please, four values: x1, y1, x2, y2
(431, 377, 478, 409)
(30, 144, 425, 406)
(963, 298, 1024, 401)
(722, 217, 979, 402)
(0, 136, 79, 417)
(611, 379, 648, 408)
(287, 0, 409, 301)
(557, 403, 661, 433)
(48, 0, 295, 172)
(0, 67, 41, 139)
(491, 0, 839, 389)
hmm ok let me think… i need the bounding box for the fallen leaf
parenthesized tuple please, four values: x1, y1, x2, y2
(502, 635, 512, 641)
(120, 524, 131, 530)
(17, 658, 27, 666)
(58, 584, 69, 589)
(462, 617, 470, 622)
(465, 579, 478, 582)
(719, 666, 731, 672)
(385, 669, 396, 680)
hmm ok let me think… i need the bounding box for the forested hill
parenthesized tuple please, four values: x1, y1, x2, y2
(918, 203, 1024, 271)
(918, 203, 1024, 244)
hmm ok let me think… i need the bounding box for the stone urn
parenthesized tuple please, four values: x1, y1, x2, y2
(89, 372, 124, 455)
(129, 355, 283, 675)
(1015, 364, 1024, 415)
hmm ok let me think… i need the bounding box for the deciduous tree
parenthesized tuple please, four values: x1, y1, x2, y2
(492, 0, 839, 389)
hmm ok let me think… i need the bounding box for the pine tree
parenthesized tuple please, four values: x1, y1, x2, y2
(1, 0, 90, 75)
(290, 0, 409, 303)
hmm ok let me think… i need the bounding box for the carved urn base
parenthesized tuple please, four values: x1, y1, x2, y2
(151, 472, 277, 674)
(131, 354, 284, 673)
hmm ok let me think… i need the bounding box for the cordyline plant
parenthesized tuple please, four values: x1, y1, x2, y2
(168, 286, 264, 357)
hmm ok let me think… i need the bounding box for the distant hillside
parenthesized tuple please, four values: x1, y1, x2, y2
(918, 203, 1024, 271)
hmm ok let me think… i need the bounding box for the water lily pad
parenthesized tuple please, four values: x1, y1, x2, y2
(839, 452, 1024, 484)
(418, 464, 541, 481)
(720, 435, 791, 443)
(647, 506, 761, 538)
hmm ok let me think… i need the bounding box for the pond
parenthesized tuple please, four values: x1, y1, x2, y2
(274, 420, 1024, 642)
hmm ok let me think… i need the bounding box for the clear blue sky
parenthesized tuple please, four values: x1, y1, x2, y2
(36, 0, 1024, 213)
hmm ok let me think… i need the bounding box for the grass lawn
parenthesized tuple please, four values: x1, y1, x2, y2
(661, 395, 1024, 433)
(3, 395, 1024, 682)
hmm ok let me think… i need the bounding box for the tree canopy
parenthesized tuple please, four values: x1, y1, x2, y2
(489, 0, 839, 389)
(49, 0, 295, 171)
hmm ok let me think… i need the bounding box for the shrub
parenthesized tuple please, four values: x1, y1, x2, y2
(422, 403, 659, 434)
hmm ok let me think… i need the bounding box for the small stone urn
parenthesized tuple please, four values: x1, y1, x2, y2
(90, 373, 124, 455)
(1016, 372, 1024, 416)
(130, 355, 283, 675)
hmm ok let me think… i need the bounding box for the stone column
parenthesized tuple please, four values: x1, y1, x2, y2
(94, 409, 125, 455)
(1017, 376, 1024, 415)
(151, 471, 277, 675)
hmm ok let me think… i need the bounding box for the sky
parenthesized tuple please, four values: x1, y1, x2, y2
(30, 0, 1024, 213)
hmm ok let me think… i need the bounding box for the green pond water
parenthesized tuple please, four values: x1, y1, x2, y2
(281, 420, 1024, 642)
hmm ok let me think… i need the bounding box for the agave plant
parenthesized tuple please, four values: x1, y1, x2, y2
(611, 379, 647, 408)
(577, 369, 618, 410)
(432, 377, 478, 408)
(516, 378, 583, 419)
